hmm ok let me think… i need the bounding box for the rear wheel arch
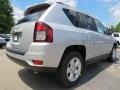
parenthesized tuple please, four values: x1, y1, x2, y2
(58, 45, 86, 69)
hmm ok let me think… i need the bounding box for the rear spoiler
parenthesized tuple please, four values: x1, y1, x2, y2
(24, 3, 51, 15)
(24, 2, 70, 15)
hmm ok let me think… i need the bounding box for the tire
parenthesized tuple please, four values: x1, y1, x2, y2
(107, 46, 116, 62)
(55, 51, 84, 87)
(116, 42, 119, 47)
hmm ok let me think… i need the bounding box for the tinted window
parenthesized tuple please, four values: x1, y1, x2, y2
(63, 9, 79, 27)
(78, 13, 96, 31)
(17, 10, 45, 25)
(95, 20, 106, 34)
(63, 9, 96, 31)
(0, 34, 9, 38)
(114, 33, 119, 37)
(17, 4, 50, 25)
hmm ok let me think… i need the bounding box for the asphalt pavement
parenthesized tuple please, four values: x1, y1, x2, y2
(0, 48, 120, 90)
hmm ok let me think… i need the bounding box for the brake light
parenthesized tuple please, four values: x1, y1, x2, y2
(33, 22, 53, 42)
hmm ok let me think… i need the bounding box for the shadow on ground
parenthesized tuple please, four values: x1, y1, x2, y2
(18, 60, 118, 90)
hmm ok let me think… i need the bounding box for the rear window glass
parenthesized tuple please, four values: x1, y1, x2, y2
(17, 10, 45, 25)
(114, 34, 119, 37)
(0, 34, 9, 38)
(16, 4, 50, 25)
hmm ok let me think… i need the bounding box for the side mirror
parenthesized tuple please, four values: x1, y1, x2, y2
(105, 29, 113, 35)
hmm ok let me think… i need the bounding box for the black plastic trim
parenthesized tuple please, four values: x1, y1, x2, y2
(6, 48, 25, 55)
(85, 54, 110, 65)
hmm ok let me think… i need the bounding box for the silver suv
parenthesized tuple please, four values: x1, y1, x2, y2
(6, 2, 116, 87)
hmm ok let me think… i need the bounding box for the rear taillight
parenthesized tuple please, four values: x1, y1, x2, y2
(33, 22, 53, 42)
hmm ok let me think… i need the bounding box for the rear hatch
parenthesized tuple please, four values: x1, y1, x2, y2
(10, 3, 51, 54)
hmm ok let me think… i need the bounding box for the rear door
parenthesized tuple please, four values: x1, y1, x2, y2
(77, 12, 100, 60)
(63, 9, 99, 60)
(10, 4, 50, 53)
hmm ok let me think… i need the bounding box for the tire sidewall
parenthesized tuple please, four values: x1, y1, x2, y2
(110, 46, 116, 62)
(60, 52, 84, 87)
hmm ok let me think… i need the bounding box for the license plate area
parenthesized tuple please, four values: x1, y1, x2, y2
(13, 33, 21, 42)
(13, 35, 18, 42)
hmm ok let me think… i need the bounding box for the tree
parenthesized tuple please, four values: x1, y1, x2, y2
(110, 25, 115, 30)
(115, 23, 120, 32)
(0, 0, 14, 33)
(110, 22, 120, 32)
(109, 25, 115, 32)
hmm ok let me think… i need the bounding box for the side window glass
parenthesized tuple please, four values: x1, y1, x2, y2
(95, 20, 105, 34)
(83, 15, 95, 31)
(78, 13, 96, 31)
(63, 9, 79, 27)
(63, 8, 96, 31)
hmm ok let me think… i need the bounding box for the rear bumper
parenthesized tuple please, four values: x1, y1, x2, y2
(6, 42, 64, 68)
(6, 52, 57, 72)
(6, 42, 65, 72)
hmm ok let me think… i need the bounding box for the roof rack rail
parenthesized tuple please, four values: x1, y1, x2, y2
(56, 2, 64, 4)
(56, 2, 71, 6)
